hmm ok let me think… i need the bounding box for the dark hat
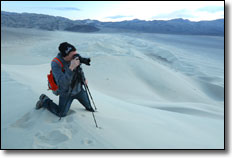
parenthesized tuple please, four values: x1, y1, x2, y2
(59, 42, 76, 57)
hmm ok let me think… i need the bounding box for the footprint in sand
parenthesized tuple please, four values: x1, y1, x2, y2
(45, 114, 60, 124)
(81, 138, 94, 145)
(33, 129, 71, 148)
(64, 123, 78, 134)
(66, 116, 74, 123)
(11, 112, 34, 129)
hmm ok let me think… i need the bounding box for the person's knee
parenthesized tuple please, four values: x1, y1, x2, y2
(58, 111, 68, 117)
(86, 107, 95, 112)
(60, 113, 67, 117)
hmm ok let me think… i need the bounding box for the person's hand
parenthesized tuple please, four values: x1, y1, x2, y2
(85, 79, 88, 85)
(69, 58, 80, 71)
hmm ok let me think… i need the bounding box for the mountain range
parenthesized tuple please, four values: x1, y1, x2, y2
(1, 11, 224, 36)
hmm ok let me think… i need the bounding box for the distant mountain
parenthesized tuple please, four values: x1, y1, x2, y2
(64, 24, 100, 32)
(1, 11, 224, 36)
(100, 18, 224, 36)
(1, 11, 99, 32)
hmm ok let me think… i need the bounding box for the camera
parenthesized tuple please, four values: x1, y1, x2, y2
(73, 54, 91, 66)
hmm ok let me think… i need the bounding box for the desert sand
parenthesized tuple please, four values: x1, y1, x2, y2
(1, 27, 224, 149)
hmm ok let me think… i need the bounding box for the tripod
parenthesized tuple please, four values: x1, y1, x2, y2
(59, 65, 98, 128)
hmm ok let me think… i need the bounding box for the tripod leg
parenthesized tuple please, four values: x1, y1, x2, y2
(82, 84, 99, 128)
(92, 112, 98, 128)
(85, 84, 97, 110)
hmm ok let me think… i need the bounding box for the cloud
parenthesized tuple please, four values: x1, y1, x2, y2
(47, 7, 80, 11)
(106, 15, 133, 19)
(31, 7, 80, 11)
(152, 9, 195, 20)
(197, 6, 224, 13)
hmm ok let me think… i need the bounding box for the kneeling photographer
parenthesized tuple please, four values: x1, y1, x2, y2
(36, 42, 94, 118)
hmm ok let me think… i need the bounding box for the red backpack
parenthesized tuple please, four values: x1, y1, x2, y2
(47, 57, 64, 91)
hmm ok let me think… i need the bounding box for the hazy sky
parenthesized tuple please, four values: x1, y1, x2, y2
(1, 1, 224, 22)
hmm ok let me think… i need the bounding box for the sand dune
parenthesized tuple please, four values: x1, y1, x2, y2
(1, 27, 224, 149)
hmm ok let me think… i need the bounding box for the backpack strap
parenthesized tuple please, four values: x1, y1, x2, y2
(52, 57, 64, 72)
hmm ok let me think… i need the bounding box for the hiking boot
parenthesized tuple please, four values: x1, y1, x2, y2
(36, 100, 43, 110)
(39, 94, 49, 103)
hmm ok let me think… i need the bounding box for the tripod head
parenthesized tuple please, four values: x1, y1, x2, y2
(70, 65, 86, 89)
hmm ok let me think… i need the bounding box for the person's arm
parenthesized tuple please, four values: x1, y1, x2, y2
(85, 79, 88, 85)
(51, 61, 73, 91)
